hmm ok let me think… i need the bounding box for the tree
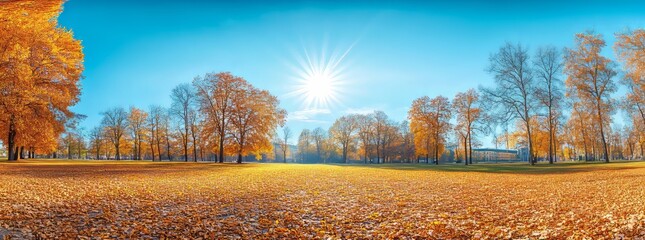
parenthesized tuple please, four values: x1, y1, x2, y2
(194, 72, 247, 163)
(564, 31, 617, 163)
(297, 129, 311, 163)
(482, 43, 537, 164)
(279, 127, 291, 163)
(311, 127, 326, 163)
(128, 107, 148, 160)
(147, 105, 165, 161)
(614, 29, 645, 93)
(373, 111, 389, 164)
(228, 82, 286, 163)
(89, 126, 103, 160)
(102, 107, 128, 160)
(453, 89, 481, 165)
(408, 96, 452, 164)
(329, 114, 359, 163)
(355, 114, 375, 164)
(170, 83, 196, 162)
(0, 1, 84, 161)
(533, 46, 564, 164)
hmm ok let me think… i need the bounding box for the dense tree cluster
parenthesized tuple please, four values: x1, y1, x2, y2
(76, 72, 286, 163)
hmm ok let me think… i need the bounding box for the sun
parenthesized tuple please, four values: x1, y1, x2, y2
(286, 43, 354, 110)
(302, 71, 336, 105)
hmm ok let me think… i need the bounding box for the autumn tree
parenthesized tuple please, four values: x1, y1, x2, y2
(128, 107, 148, 160)
(482, 43, 537, 164)
(0, 0, 84, 160)
(409, 96, 452, 164)
(453, 89, 481, 165)
(194, 72, 247, 163)
(279, 127, 291, 163)
(330, 114, 359, 163)
(102, 107, 128, 160)
(564, 31, 617, 163)
(228, 82, 286, 163)
(533, 46, 564, 164)
(614, 28, 645, 93)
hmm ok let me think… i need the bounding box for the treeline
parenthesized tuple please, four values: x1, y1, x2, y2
(292, 30, 644, 165)
(57, 72, 286, 163)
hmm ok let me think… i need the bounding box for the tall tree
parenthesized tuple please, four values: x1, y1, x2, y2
(533, 46, 564, 164)
(280, 127, 291, 163)
(614, 28, 645, 93)
(194, 72, 246, 163)
(453, 89, 481, 164)
(102, 107, 128, 160)
(228, 83, 286, 163)
(373, 111, 389, 164)
(409, 96, 452, 164)
(564, 31, 617, 163)
(329, 114, 359, 163)
(355, 114, 375, 164)
(170, 83, 196, 162)
(297, 129, 311, 163)
(482, 43, 537, 164)
(89, 126, 103, 160)
(128, 107, 148, 160)
(0, 1, 84, 161)
(311, 127, 326, 163)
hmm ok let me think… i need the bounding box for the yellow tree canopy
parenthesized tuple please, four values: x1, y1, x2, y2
(0, 0, 84, 157)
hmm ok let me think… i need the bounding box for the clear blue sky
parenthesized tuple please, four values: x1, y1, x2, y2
(58, 0, 644, 146)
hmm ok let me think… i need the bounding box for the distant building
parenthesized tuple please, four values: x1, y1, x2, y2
(472, 148, 521, 162)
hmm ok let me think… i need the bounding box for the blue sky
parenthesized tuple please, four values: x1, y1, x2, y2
(58, 0, 645, 146)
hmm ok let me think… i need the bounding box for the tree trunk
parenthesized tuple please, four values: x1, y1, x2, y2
(595, 100, 610, 163)
(116, 144, 121, 160)
(464, 136, 468, 165)
(218, 134, 225, 163)
(7, 116, 16, 161)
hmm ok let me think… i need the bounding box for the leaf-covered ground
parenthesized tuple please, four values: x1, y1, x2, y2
(1, 160, 644, 239)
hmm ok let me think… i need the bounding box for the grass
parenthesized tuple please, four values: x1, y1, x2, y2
(1, 160, 644, 238)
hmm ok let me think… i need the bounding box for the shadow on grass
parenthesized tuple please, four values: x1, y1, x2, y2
(0, 159, 256, 179)
(341, 161, 645, 175)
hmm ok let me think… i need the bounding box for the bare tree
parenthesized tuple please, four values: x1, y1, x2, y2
(279, 127, 291, 163)
(311, 127, 326, 163)
(482, 43, 537, 164)
(330, 114, 359, 163)
(373, 111, 389, 164)
(534, 46, 564, 164)
(355, 114, 375, 164)
(170, 83, 196, 162)
(101, 107, 128, 160)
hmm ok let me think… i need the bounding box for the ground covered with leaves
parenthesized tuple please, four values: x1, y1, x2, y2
(1, 160, 644, 239)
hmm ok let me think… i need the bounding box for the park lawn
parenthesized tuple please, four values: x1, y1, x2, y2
(1, 160, 644, 239)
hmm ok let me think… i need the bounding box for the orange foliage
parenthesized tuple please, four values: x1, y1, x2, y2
(0, 0, 84, 160)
